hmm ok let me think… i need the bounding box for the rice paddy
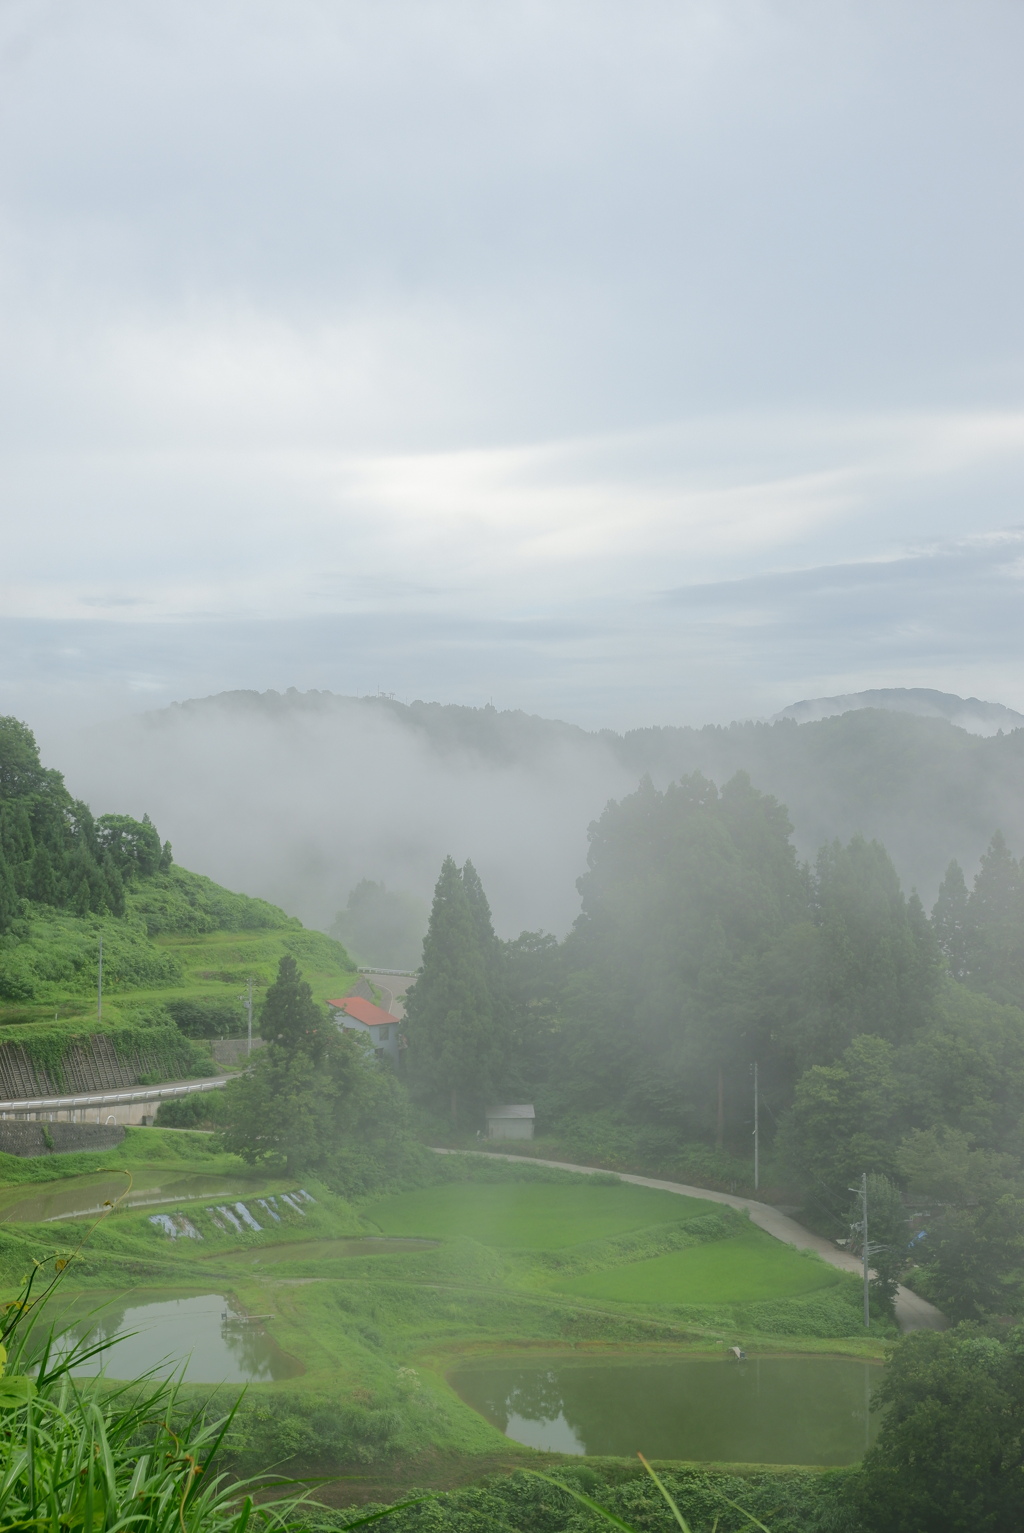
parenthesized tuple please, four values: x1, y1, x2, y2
(364, 1178, 711, 1248)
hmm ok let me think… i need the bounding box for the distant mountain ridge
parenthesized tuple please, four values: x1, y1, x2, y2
(59, 684, 1024, 936)
(772, 687, 1024, 736)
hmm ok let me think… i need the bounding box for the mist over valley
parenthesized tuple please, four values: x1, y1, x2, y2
(44, 685, 1024, 960)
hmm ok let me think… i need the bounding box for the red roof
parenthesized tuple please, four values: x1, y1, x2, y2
(327, 995, 397, 1028)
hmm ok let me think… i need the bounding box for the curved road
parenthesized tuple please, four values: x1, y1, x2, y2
(434, 1147, 945, 1334)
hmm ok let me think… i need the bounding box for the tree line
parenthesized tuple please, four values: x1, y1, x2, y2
(401, 770, 1024, 1321)
(0, 716, 172, 933)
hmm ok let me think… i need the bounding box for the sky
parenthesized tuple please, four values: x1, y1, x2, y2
(2, 0, 1024, 733)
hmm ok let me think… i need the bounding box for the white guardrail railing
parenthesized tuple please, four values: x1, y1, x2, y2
(0, 1077, 230, 1116)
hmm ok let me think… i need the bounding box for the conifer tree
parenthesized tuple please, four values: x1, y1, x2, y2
(965, 831, 1024, 1004)
(259, 954, 331, 1056)
(932, 860, 971, 980)
(403, 856, 501, 1125)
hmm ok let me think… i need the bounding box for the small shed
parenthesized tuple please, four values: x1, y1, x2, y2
(486, 1103, 535, 1141)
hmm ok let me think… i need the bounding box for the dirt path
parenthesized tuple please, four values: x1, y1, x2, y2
(433, 1147, 946, 1334)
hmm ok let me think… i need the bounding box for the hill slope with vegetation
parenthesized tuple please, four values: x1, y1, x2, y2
(0, 715, 358, 1091)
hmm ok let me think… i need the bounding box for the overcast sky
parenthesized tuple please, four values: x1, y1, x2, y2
(2, 0, 1024, 733)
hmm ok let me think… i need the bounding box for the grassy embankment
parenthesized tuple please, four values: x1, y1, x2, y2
(0, 1129, 890, 1500)
(0, 864, 361, 1080)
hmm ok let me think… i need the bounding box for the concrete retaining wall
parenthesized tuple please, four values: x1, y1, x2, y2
(0, 1122, 126, 1157)
(0, 1034, 194, 1099)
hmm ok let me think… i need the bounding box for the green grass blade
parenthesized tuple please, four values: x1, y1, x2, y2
(523, 1470, 640, 1531)
(716, 1494, 772, 1532)
(335, 1497, 439, 1529)
(637, 1455, 692, 1533)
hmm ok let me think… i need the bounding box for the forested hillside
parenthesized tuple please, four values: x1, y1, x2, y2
(0, 716, 358, 1091)
(406, 767, 1024, 1323)
(60, 688, 1024, 940)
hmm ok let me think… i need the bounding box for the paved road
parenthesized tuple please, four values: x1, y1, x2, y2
(362, 972, 415, 1019)
(434, 1147, 946, 1334)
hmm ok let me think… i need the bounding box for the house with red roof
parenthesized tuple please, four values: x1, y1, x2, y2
(327, 995, 401, 1062)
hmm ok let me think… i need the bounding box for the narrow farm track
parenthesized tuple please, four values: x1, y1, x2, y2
(433, 1148, 946, 1334)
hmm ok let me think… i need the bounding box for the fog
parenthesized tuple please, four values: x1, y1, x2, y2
(49, 692, 637, 937)
(36, 685, 1024, 945)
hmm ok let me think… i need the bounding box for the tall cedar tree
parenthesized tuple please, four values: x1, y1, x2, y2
(258, 954, 331, 1055)
(403, 856, 505, 1124)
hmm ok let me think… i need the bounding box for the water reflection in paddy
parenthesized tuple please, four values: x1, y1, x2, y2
(451, 1355, 882, 1465)
(54, 1291, 302, 1383)
(0, 1175, 275, 1224)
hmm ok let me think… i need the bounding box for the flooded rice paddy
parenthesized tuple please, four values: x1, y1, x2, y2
(450, 1355, 883, 1465)
(52, 1290, 303, 1383)
(0, 1172, 280, 1224)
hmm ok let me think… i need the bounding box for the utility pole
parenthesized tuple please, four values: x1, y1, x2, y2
(859, 1172, 870, 1328)
(847, 1172, 874, 1329)
(97, 935, 103, 1020)
(753, 1061, 759, 1192)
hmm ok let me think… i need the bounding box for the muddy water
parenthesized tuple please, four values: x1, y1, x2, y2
(450, 1354, 883, 1465)
(52, 1290, 302, 1383)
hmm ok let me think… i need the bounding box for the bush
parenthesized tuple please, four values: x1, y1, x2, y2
(165, 996, 247, 1038)
(155, 1090, 228, 1129)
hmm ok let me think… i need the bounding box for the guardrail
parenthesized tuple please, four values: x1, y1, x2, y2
(0, 1077, 229, 1117)
(357, 967, 418, 978)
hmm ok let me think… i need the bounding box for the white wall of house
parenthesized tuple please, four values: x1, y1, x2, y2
(337, 1016, 400, 1061)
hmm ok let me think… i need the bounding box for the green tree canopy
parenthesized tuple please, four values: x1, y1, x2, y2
(779, 1034, 901, 1202)
(0, 716, 171, 932)
(403, 856, 507, 1124)
(857, 1326, 1024, 1533)
(258, 954, 332, 1055)
(221, 955, 420, 1191)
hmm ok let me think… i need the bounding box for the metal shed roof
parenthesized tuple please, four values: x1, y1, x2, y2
(485, 1103, 535, 1119)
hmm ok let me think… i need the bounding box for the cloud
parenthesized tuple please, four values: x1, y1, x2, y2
(2, 2, 1024, 730)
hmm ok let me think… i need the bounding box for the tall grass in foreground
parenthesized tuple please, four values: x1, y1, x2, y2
(529, 1460, 772, 1533)
(0, 1235, 420, 1533)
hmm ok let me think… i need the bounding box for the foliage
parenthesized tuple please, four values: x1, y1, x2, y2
(0, 1011, 214, 1090)
(843, 1174, 910, 1311)
(0, 907, 184, 1003)
(259, 955, 332, 1051)
(155, 1088, 228, 1128)
(165, 995, 247, 1037)
(777, 1036, 900, 1203)
(96, 810, 169, 880)
(221, 956, 423, 1194)
(127, 864, 296, 937)
(855, 1324, 1024, 1533)
(336, 1464, 854, 1533)
(330, 880, 428, 972)
(914, 1195, 1024, 1322)
(403, 859, 505, 1125)
(0, 716, 133, 931)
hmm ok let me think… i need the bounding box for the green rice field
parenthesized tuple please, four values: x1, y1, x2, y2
(553, 1226, 842, 1304)
(364, 1178, 711, 1248)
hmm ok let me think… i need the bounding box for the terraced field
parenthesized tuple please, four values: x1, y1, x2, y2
(365, 1179, 710, 1248)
